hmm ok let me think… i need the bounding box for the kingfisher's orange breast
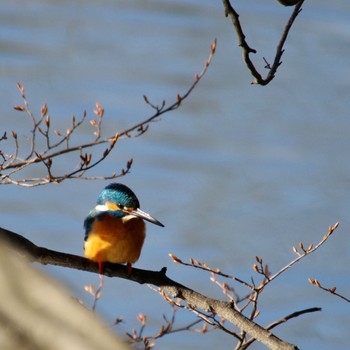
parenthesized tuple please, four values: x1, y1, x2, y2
(84, 214, 146, 264)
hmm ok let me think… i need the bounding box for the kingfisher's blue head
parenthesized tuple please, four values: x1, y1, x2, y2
(90, 183, 164, 226)
(97, 183, 140, 209)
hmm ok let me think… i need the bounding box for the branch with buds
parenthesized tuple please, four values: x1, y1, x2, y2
(0, 225, 298, 350)
(308, 278, 350, 303)
(121, 306, 204, 350)
(0, 220, 341, 350)
(169, 222, 340, 349)
(0, 39, 216, 187)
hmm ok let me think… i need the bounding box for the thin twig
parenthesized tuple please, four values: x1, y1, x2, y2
(240, 307, 321, 350)
(169, 254, 254, 291)
(222, 0, 304, 85)
(1, 39, 217, 187)
(256, 223, 339, 288)
(308, 279, 350, 303)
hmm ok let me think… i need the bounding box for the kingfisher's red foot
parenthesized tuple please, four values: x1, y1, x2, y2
(98, 261, 104, 274)
(126, 262, 132, 275)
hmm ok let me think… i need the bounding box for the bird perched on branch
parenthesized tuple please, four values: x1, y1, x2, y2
(84, 183, 164, 274)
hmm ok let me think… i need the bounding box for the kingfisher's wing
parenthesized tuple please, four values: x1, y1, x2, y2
(84, 209, 106, 241)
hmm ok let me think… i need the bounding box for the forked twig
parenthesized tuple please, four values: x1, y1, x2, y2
(222, 0, 304, 85)
(255, 223, 339, 289)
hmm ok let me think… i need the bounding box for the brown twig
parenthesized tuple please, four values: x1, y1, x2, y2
(308, 279, 350, 303)
(125, 304, 206, 349)
(127, 38, 217, 135)
(239, 307, 321, 350)
(1, 39, 216, 187)
(222, 0, 304, 85)
(157, 287, 241, 340)
(84, 275, 104, 311)
(254, 222, 339, 289)
(169, 254, 254, 291)
(168, 223, 339, 349)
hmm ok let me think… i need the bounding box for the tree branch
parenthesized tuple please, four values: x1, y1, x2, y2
(0, 226, 298, 350)
(308, 278, 350, 303)
(1, 39, 217, 187)
(222, 0, 304, 85)
(239, 307, 321, 350)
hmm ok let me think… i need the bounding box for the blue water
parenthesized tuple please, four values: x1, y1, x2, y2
(1, 1, 350, 349)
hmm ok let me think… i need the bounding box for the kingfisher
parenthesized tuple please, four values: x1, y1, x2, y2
(84, 183, 164, 273)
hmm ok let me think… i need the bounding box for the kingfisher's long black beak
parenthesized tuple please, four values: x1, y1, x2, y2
(129, 208, 164, 227)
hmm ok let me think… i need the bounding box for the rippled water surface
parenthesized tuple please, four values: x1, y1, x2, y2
(1, 1, 350, 349)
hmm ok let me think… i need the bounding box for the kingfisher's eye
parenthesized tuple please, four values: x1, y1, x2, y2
(118, 203, 124, 210)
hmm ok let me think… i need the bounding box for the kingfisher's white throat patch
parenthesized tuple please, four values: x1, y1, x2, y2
(121, 214, 139, 223)
(95, 204, 109, 212)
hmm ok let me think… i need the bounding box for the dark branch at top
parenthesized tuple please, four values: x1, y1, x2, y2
(222, 0, 304, 85)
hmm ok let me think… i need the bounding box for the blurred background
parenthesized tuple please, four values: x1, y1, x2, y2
(1, 1, 349, 349)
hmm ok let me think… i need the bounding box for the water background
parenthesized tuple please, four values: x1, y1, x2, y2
(1, 1, 350, 349)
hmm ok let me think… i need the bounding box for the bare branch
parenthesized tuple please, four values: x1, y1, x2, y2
(124, 304, 206, 349)
(169, 254, 254, 291)
(1, 39, 216, 187)
(240, 307, 321, 350)
(308, 278, 350, 303)
(168, 223, 339, 349)
(267, 307, 322, 330)
(255, 222, 339, 288)
(124, 38, 217, 136)
(0, 226, 298, 350)
(222, 0, 304, 85)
